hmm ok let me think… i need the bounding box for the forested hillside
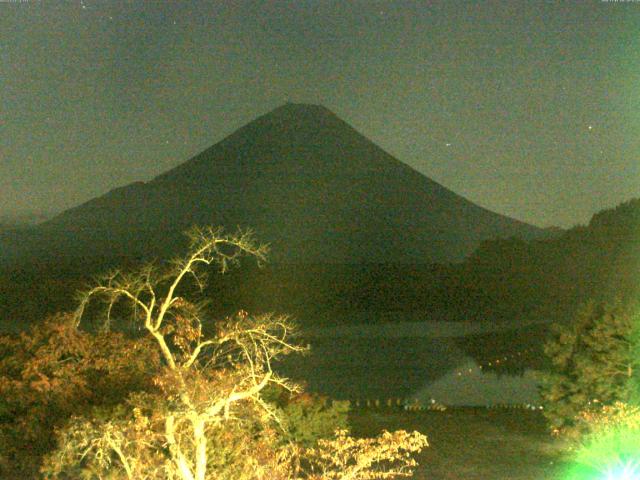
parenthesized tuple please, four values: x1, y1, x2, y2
(204, 198, 639, 328)
(457, 198, 640, 326)
(1, 199, 637, 333)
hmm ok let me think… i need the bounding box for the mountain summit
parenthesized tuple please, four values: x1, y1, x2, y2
(6, 104, 545, 266)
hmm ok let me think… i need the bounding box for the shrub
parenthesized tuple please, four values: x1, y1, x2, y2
(563, 402, 640, 479)
(538, 299, 639, 438)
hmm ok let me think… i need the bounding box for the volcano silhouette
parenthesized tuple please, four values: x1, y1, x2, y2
(7, 103, 545, 266)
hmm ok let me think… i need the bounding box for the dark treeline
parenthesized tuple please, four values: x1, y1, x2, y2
(1, 199, 638, 336)
(460, 198, 640, 325)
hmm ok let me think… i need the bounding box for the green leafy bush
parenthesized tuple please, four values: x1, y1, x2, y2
(277, 392, 350, 447)
(538, 300, 639, 438)
(563, 402, 640, 479)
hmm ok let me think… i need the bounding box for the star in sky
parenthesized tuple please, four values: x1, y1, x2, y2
(1, 1, 638, 228)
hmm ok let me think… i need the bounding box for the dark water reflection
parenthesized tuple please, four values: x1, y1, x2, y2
(277, 336, 466, 400)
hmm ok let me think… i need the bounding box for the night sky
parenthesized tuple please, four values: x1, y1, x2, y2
(2, 0, 639, 228)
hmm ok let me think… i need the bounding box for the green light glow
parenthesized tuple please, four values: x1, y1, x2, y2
(563, 426, 640, 480)
(564, 459, 640, 480)
(603, 460, 640, 480)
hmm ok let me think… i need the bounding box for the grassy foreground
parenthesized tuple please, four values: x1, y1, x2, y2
(349, 407, 571, 479)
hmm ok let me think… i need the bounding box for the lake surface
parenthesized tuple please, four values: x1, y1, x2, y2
(277, 320, 545, 406)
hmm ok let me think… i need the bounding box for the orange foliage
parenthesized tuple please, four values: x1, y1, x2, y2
(0, 313, 160, 477)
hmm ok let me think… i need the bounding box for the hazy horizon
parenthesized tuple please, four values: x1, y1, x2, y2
(3, 1, 639, 228)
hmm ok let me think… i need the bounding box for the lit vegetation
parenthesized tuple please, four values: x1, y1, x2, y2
(538, 299, 639, 439)
(540, 297, 640, 478)
(563, 402, 640, 479)
(1, 227, 427, 479)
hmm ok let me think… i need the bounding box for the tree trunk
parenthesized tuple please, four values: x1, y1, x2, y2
(166, 415, 195, 480)
(193, 416, 208, 480)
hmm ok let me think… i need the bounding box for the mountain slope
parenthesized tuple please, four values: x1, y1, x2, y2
(4, 103, 545, 267)
(453, 197, 640, 325)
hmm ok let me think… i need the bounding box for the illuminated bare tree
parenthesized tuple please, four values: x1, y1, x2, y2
(42, 226, 428, 480)
(48, 227, 305, 480)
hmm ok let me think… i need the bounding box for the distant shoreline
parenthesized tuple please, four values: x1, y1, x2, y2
(303, 318, 550, 339)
